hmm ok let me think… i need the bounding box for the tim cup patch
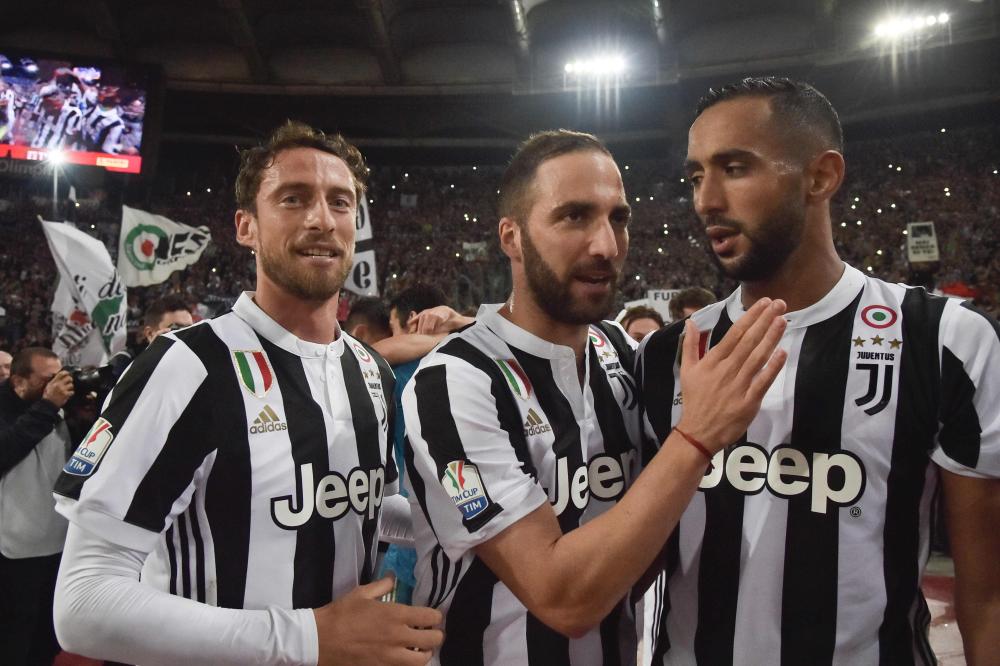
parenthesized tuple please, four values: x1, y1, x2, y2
(441, 460, 491, 520)
(64, 418, 114, 476)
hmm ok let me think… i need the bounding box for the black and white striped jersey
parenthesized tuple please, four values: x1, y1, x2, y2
(55, 292, 397, 611)
(30, 103, 82, 150)
(637, 264, 1000, 666)
(403, 305, 643, 666)
(80, 105, 124, 153)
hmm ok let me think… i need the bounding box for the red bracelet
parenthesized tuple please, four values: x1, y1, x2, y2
(673, 427, 715, 469)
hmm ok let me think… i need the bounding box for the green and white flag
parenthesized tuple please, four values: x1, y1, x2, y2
(118, 205, 211, 287)
(41, 219, 127, 366)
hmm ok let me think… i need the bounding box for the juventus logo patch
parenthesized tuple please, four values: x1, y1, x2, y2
(854, 363, 894, 415)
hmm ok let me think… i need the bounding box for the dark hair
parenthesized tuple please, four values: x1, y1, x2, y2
(389, 284, 448, 323)
(620, 306, 664, 332)
(235, 120, 368, 214)
(345, 297, 391, 335)
(10, 347, 58, 378)
(668, 287, 716, 320)
(696, 77, 843, 155)
(499, 129, 613, 223)
(144, 295, 191, 329)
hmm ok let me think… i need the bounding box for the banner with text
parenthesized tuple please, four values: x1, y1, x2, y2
(647, 289, 682, 322)
(906, 221, 940, 263)
(118, 205, 212, 287)
(344, 196, 378, 297)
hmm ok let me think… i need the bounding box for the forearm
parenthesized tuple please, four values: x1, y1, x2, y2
(55, 525, 318, 666)
(372, 334, 445, 365)
(488, 435, 706, 636)
(0, 401, 59, 474)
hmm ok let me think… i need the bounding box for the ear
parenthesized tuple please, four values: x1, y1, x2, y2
(235, 209, 258, 250)
(499, 217, 522, 262)
(9, 374, 25, 397)
(805, 150, 845, 204)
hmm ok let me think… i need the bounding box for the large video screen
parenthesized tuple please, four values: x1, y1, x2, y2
(0, 51, 153, 174)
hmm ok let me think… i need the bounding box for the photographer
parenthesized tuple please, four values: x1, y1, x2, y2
(0, 347, 74, 666)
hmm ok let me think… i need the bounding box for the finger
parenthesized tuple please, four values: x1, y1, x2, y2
(679, 319, 699, 371)
(747, 348, 788, 401)
(706, 298, 772, 358)
(382, 647, 432, 666)
(358, 575, 396, 600)
(396, 626, 444, 651)
(393, 603, 443, 628)
(724, 299, 786, 369)
(733, 313, 787, 388)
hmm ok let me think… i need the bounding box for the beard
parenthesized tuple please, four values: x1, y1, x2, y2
(708, 192, 806, 282)
(257, 235, 353, 302)
(520, 226, 620, 325)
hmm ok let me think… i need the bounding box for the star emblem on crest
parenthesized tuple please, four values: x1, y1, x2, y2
(871, 335, 884, 346)
(853, 336, 865, 347)
(889, 338, 902, 349)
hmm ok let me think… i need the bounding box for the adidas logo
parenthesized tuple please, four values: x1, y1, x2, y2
(523, 408, 552, 437)
(250, 405, 288, 435)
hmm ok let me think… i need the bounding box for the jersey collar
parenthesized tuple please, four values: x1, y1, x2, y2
(725, 263, 866, 330)
(232, 292, 344, 358)
(477, 304, 579, 361)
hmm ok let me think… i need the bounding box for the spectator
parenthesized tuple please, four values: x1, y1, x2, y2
(0, 350, 11, 382)
(142, 295, 195, 345)
(668, 287, 717, 321)
(0, 347, 75, 666)
(620, 305, 665, 343)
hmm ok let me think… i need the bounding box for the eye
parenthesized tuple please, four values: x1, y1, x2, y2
(688, 174, 703, 186)
(330, 197, 352, 209)
(280, 194, 301, 206)
(724, 163, 747, 176)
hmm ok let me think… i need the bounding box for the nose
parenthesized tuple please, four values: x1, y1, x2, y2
(693, 171, 726, 219)
(305, 197, 337, 233)
(590, 217, 621, 261)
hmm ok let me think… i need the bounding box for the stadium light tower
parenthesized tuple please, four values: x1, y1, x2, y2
(48, 150, 65, 220)
(874, 10, 951, 39)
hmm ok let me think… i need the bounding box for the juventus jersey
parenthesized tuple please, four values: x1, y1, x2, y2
(30, 103, 82, 150)
(637, 264, 1000, 666)
(404, 305, 643, 666)
(55, 292, 398, 611)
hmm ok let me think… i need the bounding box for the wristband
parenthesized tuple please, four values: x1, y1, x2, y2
(673, 427, 714, 469)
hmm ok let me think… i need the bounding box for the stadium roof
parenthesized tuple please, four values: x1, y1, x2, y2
(5, 0, 999, 152)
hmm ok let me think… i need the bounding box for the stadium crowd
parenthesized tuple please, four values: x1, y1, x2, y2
(0, 123, 998, 354)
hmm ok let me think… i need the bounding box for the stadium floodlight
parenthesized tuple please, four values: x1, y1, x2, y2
(874, 11, 951, 39)
(564, 54, 627, 78)
(47, 150, 65, 166)
(938, 12, 949, 23)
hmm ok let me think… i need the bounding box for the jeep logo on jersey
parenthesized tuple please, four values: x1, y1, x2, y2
(442, 461, 491, 519)
(700, 444, 866, 514)
(232, 350, 274, 399)
(64, 417, 114, 476)
(271, 463, 385, 528)
(495, 358, 531, 400)
(548, 452, 637, 515)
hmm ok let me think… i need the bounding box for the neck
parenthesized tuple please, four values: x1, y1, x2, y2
(740, 221, 844, 313)
(500, 287, 591, 364)
(252, 279, 341, 345)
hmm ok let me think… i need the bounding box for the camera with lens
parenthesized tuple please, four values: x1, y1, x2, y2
(63, 364, 117, 398)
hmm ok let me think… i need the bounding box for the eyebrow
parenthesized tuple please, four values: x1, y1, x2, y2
(683, 148, 758, 175)
(550, 200, 631, 220)
(269, 182, 356, 203)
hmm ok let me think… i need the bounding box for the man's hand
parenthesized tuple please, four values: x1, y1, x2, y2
(675, 297, 787, 452)
(42, 370, 75, 408)
(314, 577, 444, 666)
(407, 306, 472, 335)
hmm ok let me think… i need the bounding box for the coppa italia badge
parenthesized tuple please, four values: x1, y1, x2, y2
(495, 358, 531, 400)
(232, 350, 274, 399)
(64, 418, 114, 476)
(441, 460, 491, 519)
(861, 305, 898, 329)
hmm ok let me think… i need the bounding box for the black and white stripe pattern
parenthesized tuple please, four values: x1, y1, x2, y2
(55, 292, 396, 611)
(638, 264, 1000, 665)
(404, 305, 642, 665)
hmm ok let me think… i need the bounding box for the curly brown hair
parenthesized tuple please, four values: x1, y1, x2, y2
(235, 120, 368, 214)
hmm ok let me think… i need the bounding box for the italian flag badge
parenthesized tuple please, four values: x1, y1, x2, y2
(233, 350, 275, 399)
(495, 358, 532, 401)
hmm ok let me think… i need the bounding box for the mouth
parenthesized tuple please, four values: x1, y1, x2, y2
(705, 225, 740, 256)
(296, 246, 343, 260)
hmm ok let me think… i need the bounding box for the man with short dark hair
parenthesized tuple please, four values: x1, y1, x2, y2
(53, 121, 442, 665)
(404, 129, 787, 664)
(142, 295, 194, 345)
(639, 76, 1000, 664)
(344, 297, 391, 345)
(0, 350, 11, 382)
(1, 347, 74, 666)
(666, 288, 715, 322)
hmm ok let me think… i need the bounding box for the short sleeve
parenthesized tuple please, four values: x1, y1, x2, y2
(930, 301, 1000, 478)
(403, 357, 547, 561)
(54, 332, 214, 553)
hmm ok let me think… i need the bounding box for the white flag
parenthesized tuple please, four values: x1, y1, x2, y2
(344, 196, 378, 297)
(41, 220, 127, 366)
(118, 205, 212, 287)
